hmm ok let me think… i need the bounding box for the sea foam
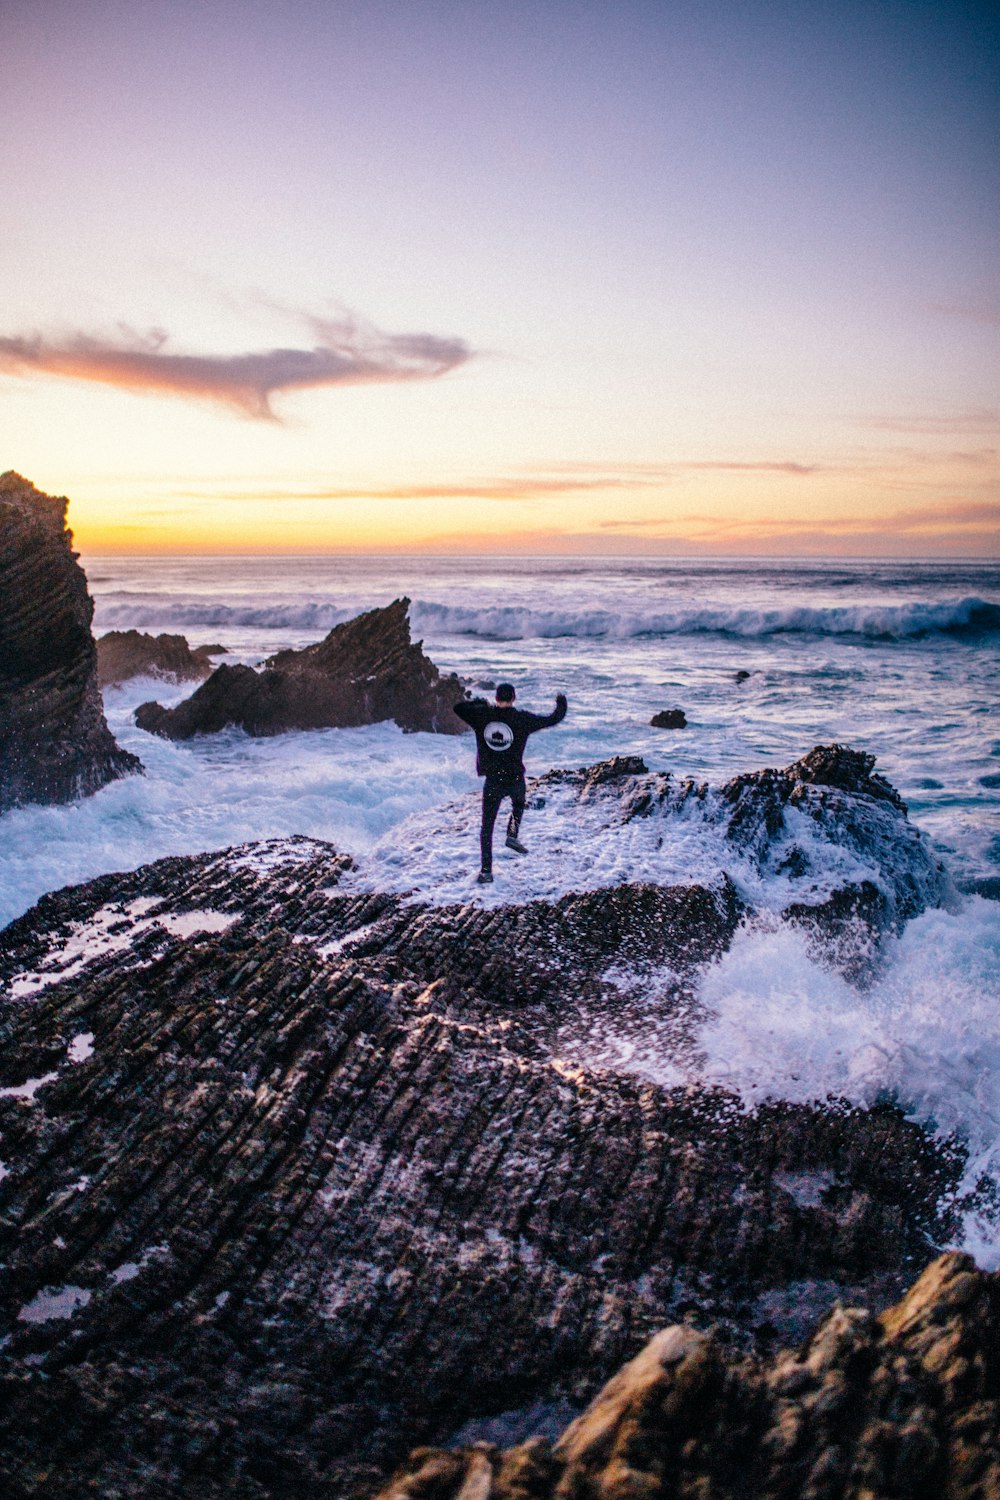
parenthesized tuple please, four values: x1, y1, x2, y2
(92, 593, 1000, 643)
(692, 899, 1000, 1267)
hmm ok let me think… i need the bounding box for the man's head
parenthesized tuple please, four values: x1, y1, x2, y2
(495, 682, 515, 705)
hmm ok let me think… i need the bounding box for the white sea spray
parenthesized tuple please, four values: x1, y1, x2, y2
(691, 898, 1000, 1267)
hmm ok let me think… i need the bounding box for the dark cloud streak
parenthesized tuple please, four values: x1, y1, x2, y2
(0, 314, 473, 419)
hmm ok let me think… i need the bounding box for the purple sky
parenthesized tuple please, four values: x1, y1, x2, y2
(2, 0, 997, 553)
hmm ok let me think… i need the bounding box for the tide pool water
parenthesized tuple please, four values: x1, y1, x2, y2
(2, 554, 998, 1262)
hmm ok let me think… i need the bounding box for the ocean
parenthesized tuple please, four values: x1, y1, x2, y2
(2, 554, 999, 1262)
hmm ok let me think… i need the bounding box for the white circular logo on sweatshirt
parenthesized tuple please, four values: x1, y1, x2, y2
(484, 720, 514, 752)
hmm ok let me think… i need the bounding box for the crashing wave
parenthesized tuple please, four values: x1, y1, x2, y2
(93, 593, 1000, 642)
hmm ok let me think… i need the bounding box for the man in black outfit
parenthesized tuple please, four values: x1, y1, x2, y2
(454, 682, 567, 883)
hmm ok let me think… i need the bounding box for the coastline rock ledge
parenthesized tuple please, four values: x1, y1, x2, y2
(135, 597, 468, 739)
(0, 471, 141, 813)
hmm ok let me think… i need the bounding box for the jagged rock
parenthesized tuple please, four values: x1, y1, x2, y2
(96, 629, 225, 687)
(375, 1252, 1000, 1500)
(0, 472, 141, 813)
(135, 598, 467, 739)
(650, 708, 686, 728)
(0, 829, 965, 1498)
(533, 746, 948, 959)
(720, 744, 943, 943)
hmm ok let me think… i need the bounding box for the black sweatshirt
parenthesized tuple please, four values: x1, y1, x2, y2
(453, 695, 567, 782)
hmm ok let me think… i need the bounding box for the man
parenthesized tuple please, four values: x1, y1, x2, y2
(454, 682, 567, 884)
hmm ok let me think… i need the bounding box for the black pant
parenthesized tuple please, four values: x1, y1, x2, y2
(480, 775, 525, 872)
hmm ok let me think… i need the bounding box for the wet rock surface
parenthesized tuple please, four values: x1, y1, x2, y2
(378, 1252, 999, 1500)
(135, 597, 468, 739)
(0, 750, 964, 1498)
(97, 629, 225, 688)
(534, 744, 948, 966)
(650, 708, 687, 729)
(0, 471, 141, 813)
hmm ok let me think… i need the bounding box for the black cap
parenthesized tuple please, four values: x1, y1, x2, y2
(495, 682, 515, 702)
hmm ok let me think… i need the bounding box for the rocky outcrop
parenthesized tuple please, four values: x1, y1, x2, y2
(0, 806, 965, 1499)
(650, 707, 687, 729)
(378, 1252, 999, 1500)
(134, 598, 467, 738)
(97, 629, 225, 688)
(532, 745, 948, 969)
(0, 472, 141, 813)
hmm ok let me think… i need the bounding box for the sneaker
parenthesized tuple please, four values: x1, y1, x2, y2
(476, 869, 494, 884)
(505, 835, 528, 854)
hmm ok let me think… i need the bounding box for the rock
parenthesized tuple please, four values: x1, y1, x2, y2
(0, 822, 965, 1498)
(534, 746, 948, 961)
(0, 472, 141, 813)
(715, 743, 946, 940)
(135, 598, 468, 739)
(96, 630, 221, 688)
(735, 669, 751, 682)
(375, 1253, 1000, 1499)
(650, 708, 686, 729)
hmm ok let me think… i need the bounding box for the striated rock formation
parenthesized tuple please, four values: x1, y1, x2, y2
(135, 597, 467, 738)
(0, 471, 141, 813)
(377, 1252, 1000, 1500)
(97, 629, 226, 688)
(0, 758, 966, 1498)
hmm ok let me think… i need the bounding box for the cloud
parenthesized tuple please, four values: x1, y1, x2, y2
(861, 408, 1000, 436)
(681, 460, 823, 475)
(879, 500, 1000, 530)
(0, 313, 472, 419)
(598, 515, 674, 530)
(598, 498, 1000, 542)
(541, 459, 825, 477)
(186, 474, 667, 504)
(185, 458, 827, 504)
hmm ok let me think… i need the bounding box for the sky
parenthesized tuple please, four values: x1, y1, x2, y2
(1, 0, 998, 556)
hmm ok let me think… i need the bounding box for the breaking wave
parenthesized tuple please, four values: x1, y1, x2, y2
(95, 597, 357, 634)
(412, 596, 1000, 641)
(94, 594, 1000, 643)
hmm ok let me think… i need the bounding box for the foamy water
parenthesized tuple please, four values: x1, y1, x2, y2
(695, 903, 1000, 1265)
(2, 554, 998, 1262)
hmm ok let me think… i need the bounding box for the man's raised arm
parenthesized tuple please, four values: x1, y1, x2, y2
(524, 693, 568, 732)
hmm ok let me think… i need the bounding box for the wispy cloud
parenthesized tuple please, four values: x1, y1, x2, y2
(599, 515, 674, 530)
(860, 408, 1000, 436)
(0, 312, 472, 419)
(681, 460, 823, 475)
(879, 499, 1000, 529)
(598, 498, 1000, 542)
(540, 459, 826, 477)
(178, 458, 828, 504)
(182, 474, 665, 504)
